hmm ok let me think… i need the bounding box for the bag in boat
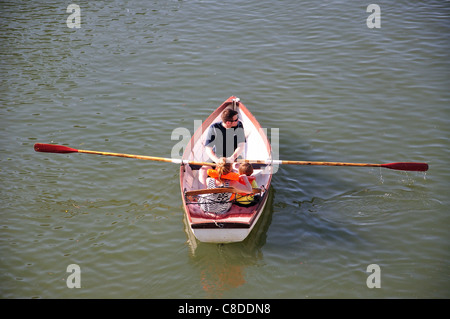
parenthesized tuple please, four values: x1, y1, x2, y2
(198, 178, 233, 214)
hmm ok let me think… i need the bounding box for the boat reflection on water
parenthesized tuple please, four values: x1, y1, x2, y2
(183, 188, 274, 298)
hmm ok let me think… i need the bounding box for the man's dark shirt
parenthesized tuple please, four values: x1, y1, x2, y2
(204, 121, 246, 159)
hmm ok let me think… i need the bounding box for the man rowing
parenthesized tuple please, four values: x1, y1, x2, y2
(199, 108, 246, 188)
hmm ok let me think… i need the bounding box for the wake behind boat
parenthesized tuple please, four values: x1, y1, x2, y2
(180, 96, 273, 243)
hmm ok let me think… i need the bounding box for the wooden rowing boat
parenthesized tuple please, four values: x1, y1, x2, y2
(180, 96, 273, 243)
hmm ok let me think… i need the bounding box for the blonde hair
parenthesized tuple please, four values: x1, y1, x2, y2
(238, 162, 254, 176)
(215, 157, 232, 182)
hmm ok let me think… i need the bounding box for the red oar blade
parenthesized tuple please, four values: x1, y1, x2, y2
(34, 143, 79, 154)
(381, 162, 429, 172)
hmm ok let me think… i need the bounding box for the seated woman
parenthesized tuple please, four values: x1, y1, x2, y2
(198, 158, 252, 214)
(235, 163, 260, 207)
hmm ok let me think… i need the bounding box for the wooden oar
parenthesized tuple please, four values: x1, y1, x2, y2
(238, 159, 429, 172)
(34, 143, 429, 172)
(33, 143, 209, 166)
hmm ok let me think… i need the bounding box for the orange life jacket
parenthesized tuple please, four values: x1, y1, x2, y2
(208, 169, 256, 186)
(208, 169, 257, 200)
(238, 175, 255, 186)
(207, 169, 240, 181)
(206, 169, 238, 201)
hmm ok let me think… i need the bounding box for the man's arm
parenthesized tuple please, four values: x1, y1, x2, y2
(205, 146, 219, 163)
(227, 142, 245, 162)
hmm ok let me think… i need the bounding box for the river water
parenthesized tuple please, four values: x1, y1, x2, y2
(1, 1, 449, 299)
